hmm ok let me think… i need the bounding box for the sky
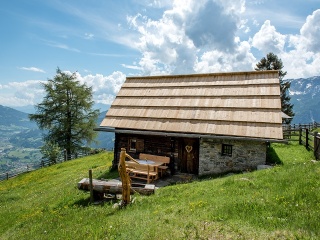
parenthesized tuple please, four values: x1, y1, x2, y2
(0, 0, 320, 111)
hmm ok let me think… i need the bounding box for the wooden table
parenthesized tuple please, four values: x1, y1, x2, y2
(136, 159, 165, 176)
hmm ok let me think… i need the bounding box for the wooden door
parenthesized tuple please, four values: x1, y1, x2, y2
(179, 138, 199, 174)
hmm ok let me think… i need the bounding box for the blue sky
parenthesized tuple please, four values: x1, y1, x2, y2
(0, 0, 319, 111)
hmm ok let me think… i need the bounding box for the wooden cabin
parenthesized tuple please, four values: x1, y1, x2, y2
(98, 70, 284, 176)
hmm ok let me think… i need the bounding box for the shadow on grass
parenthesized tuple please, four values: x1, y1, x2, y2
(97, 168, 119, 180)
(73, 195, 119, 213)
(72, 168, 121, 208)
(266, 145, 283, 165)
(73, 197, 91, 207)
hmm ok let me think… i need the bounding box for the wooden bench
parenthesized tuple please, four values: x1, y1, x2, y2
(125, 161, 158, 184)
(139, 153, 170, 176)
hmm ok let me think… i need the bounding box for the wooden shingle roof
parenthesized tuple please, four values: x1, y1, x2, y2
(100, 70, 283, 140)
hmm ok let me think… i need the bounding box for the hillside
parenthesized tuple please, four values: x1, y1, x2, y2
(91, 110, 114, 150)
(0, 142, 319, 239)
(0, 105, 37, 128)
(0, 105, 42, 173)
(288, 76, 320, 124)
(0, 106, 114, 175)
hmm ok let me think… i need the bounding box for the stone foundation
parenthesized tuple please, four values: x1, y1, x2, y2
(199, 138, 267, 176)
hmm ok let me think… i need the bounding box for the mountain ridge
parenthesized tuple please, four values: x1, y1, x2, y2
(288, 75, 320, 124)
(0, 105, 37, 128)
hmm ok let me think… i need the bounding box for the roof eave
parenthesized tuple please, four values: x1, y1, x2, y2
(94, 127, 286, 143)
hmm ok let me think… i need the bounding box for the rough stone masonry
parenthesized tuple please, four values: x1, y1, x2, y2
(199, 138, 266, 176)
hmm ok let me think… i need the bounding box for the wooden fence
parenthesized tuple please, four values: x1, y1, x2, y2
(283, 122, 320, 160)
(0, 149, 103, 182)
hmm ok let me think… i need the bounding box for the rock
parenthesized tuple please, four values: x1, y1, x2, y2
(239, 177, 250, 181)
(112, 203, 120, 209)
(257, 165, 273, 170)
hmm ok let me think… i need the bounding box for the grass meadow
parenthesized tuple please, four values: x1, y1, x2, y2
(0, 140, 319, 239)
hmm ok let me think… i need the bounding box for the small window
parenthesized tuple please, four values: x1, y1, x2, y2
(129, 139, 137, 152)
(222, 144, 232, 156)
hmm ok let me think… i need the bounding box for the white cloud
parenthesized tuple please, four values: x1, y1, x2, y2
(121, 64, 143, 71)
(74, 71, 126, 104)
(84, 33, 94, 39)
(0, 80, 45, 107)
(137, 0, 172, 8)
(195, 39, 256, 73)
(44, 40, 80, 52)
(127, 0, 251, 75)
(300, 9, 320, 53)
(252, 20, 286, 54)
(127, 2, 198, 75)
(0, 72, 126, 107)
(279, 10, 320, 79)
(19, 67, 46, 73)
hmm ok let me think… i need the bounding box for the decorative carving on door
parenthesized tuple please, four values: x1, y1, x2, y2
(185, 144, 194, 173)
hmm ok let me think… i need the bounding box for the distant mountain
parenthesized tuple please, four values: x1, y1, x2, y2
(11, 105, 36, 114)
(0, 105, 37, 129)
(91, 110, 114, 150)
(0, 106, 114, 174)
(288, 76, 320, 124)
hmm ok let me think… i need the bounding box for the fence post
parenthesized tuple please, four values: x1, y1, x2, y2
(314, 132, 318, 160)
(89, 169, 94, 203)
(64, 149, 67, 161)
(6, 172, 9, 180)
(306, 128, 309, 149)
(299, 128, 302, 145)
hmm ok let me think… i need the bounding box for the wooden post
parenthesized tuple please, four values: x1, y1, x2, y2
(6, 172, 9, 180)
(306, 128, 309, 149)
(89, 169, 94, 203)
(112, 134, 119, 170)
(119, 148, 131, 206)
(314, 132, 318, 160)
(299, 128, 302, 145)
(64, 149, 67, 161)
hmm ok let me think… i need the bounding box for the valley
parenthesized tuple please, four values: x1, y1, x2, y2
(0, 105, 114, 175)
(0, 120, 42, 173)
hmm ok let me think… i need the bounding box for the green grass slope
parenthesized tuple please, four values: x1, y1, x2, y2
(0, 142, 319, 239)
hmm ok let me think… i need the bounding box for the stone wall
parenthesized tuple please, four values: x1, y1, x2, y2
(199, 138, 267, 176)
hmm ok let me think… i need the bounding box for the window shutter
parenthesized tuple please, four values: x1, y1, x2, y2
(136, 139, 145, 152)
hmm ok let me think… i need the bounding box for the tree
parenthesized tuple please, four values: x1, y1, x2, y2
(255, 52, 294, 123)
(40, 141, 61, 164)
(29, 68, 99, 156)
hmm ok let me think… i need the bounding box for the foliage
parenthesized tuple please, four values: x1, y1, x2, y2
(40, 141, 61, 164)
(255, 52, 294, 123)
(0, 143, 319, 239)
(29, 68, 100, 155)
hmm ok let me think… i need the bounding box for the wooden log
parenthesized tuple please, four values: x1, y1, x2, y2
(77, 178, 155, 195)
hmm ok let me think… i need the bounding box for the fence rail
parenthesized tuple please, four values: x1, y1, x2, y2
(283, 122, 319, 160)
(0, 149, 103, 182)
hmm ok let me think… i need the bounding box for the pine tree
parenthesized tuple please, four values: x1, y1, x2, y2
(29, 68, 99, 156)
(255, 53, 294, 123)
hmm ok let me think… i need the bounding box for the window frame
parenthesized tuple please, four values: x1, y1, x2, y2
(221, 144, 233, 156)
(129, 138, 137, 152)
